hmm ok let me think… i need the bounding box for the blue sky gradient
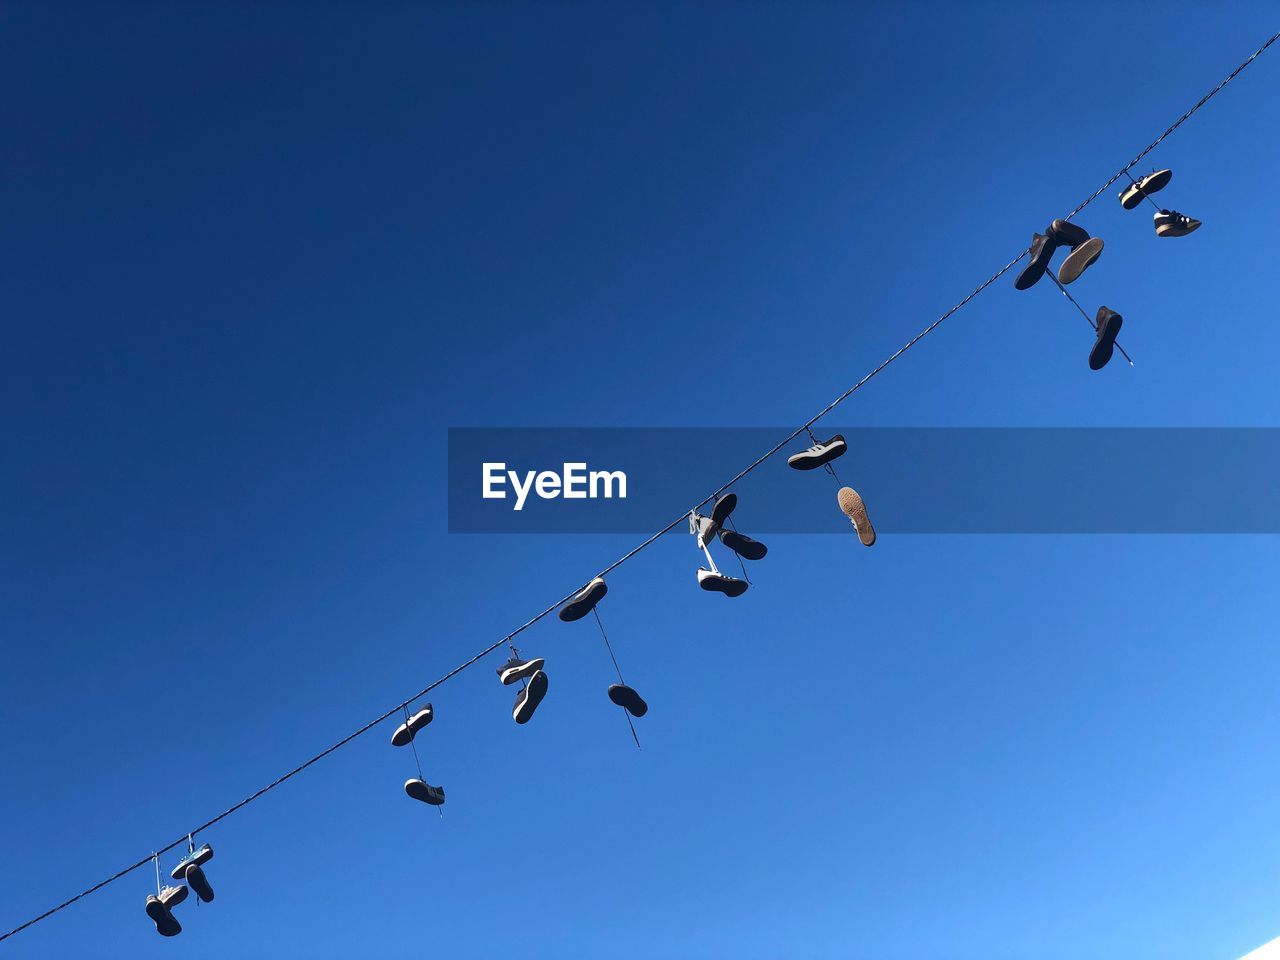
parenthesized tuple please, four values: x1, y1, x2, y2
(3, 3, 1280, 958)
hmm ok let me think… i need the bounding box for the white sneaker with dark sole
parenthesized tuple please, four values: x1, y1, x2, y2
(513, 669, 549, 724)
(697, 568, 749, 597)
(391, 705, 434, 747)
(558, 577, 608, 622)
(1154, 209, 1201, 237)
(497, 656, 545, 686)
(787, 434, 847, 470)
(1119, 169, 1172, 209)
(837, 487, 876, 546)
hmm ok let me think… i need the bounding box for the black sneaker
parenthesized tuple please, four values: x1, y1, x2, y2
(697, 568, 749, 597)
(170, 843, 213, 881)
(404, 778, 446, 805)
(608, 683, 648, 718)
(1047, 218, 1090, 247)
(709, 493, 737, 527)
(1154, 209, 1201, 237)
(718, 528, 767, 561)
(787, 434, 847, 470)
(497, 656, 544, 686)
(145, 893, 182, 938)
(558, 577, 608, 622)
(1089, 306, 1123, 370)
(185, 863, 215, 904)
(391, 705, 434, 747)
(513, 669, 549, 724)
(1119, 168, 1172, 209)
(1015, 232, 1057, 290)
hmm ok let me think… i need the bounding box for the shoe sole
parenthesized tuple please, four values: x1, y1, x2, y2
(1120, 169, 1172, 209)
(1089, 311, 1122, 370)
(185, 864, 215, 904)
(719, 529, 767, 561)
(558, 577, 608, 622)
(146, 898, 181, 937)
(1155, 221, 1200, 237)
(1057, 237, 1103, 285)
(499, 658, 545, 686)
(390, 708, 433, 747)
(709, 493, 737, 527)
(698, 571, 748, 597)
(514, 670, 548, 724)
(1015, 234, 1057, 291)
(404, 778, 446, 805)
(608, 683, 648, 718)
(1014, 260, 1046, 290)
(837, 487, 875, 546)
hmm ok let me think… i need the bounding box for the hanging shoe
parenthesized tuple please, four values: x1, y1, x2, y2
(1154, 209, 1201, 237)
(170, 843, 213, 881)
(558, 577, 608, 622)
(184, 863, 215, 904)
(608, 683, 648, 718)
(1014, 232, 1058, 290)
(1047, 218, 1089, 248)
(1047, 219, 1103, 284)
(145, 895, 181, 938)
(145, 885, 188, 937)
(497, 655, 544, 686)
(390, 704, 434, 747)
(709, 493, 737, 527)
(718, 528, 767, 561)
(404, 778, 446, 805)
(513, 669, 549, 724)
(787, 434, 847, 470)
(1089, 306, 1123, 370)
(1057, 237, 1103, 284)
(837, 487, 876, 546)
(697, 567, 749, 597)
(689, 511, 719, 549)
(1119, 168, 1172, 209)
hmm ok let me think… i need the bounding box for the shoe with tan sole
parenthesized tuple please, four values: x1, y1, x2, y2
(1154, 209, 1201, 237)
(1057, 236, 1104, 284)
(837, 487, 876, 546)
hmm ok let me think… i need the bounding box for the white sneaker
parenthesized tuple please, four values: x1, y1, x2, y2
(697, 567, 748, 597)
(1154, 209, 1201, 237)
(390, 705, 434, 746)
(787, 434, 847, 470)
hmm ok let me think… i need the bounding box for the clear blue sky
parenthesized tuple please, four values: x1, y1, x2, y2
(2, 3, 1280, 958)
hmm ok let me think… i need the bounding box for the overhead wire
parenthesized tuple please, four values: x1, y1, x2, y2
(2, 26, 1277, 946)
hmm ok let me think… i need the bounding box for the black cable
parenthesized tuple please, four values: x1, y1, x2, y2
(2, 28, 1276, 945)
(592, 608, 642, 749)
